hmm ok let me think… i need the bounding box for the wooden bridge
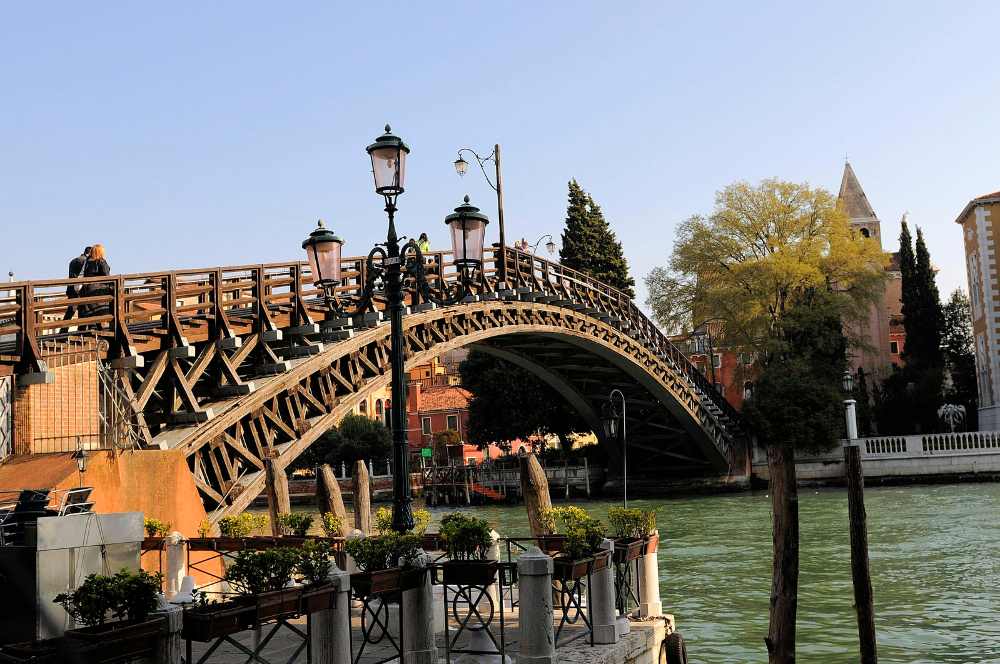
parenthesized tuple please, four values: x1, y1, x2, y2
(0, 245, 747, 521)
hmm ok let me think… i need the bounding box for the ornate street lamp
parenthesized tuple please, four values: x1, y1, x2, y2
(604, 389, 628, 507)
(454, 144, 508, 290)
(304, 126, 488, 533)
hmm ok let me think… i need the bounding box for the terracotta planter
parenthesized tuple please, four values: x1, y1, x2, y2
(536, 534, 566, 555)
(351, 567, 426, 598)
(644, 533, 659, 555)
(441, 560, 498, 587)
(300, 583, 338, 614)
(62, 616, 164, 663)
(182, 600, 257, 642)
(252, 587, 304, 621)
(0, 639, 62, 663)
(612, 537, 645, 564)
(141, 536, 166, 551)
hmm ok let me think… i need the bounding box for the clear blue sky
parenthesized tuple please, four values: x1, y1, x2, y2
(3, 2, 999, 308)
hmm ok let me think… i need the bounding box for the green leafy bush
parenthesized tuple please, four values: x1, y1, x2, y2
(373, 506, 432, 536)
(544, 505, 606, 561)
(439, 513, 492, 561)
(344, 533, 421, 573)
(297, 540, 333, 585)
(607, 507, 657, 539)
(225, 548, 300, 595)
(143, 518, 171, 538)
(320, 512, 343, 538)
(218, 513, 268, 538)
(276, 512, 314, 536)
(54, 569, 163, 627)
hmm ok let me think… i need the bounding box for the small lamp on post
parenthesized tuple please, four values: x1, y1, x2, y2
(843, 368, 859, 442)
(301, 220, 344, 305)
(367, 125, 409, 199)
(71, 445, 87, 487)
(605, 389, 627, 507)
(445, 195, 490, 276)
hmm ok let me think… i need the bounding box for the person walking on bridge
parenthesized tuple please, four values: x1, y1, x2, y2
(417, 232, 431, 254)
(61, 246, 91, 332)
(79, 244, 112, 326)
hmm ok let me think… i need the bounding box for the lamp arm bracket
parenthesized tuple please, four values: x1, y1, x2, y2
(457, 147, 499, 192)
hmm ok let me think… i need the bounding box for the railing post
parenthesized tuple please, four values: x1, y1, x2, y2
(164, 531, 187, 599)
(517, 547, 556, 664)
(151, 603, 184, 664)
(401, 551, 437, 664)
(310, 564, 351, 664)
(590, 538, 618, 644)
(637, 530, 662, 618)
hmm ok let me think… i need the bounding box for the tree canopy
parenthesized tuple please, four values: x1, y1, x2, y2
(646, 178, 887, 359)
(291, 413, 393, 471)
(941, 289, 977, 430)
(559, 179, 635, 297)
(459, 349, 587, 453)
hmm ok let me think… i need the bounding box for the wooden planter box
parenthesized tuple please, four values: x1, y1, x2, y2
(182, 600, 257, 642)
(61, 616, 164, 663)
(612, 537, 645, 564)
(0, 639, 63, 663)
(441, 560, 498, 587)
(252, 587, 304, 621)
(552, 550, 611, 581)
(420, 533, 443, 551)
(141, 536, 166, 550)
(536, 535, 566, 555)
(300, 583, 338, 613)
(351, 567, 426, 598)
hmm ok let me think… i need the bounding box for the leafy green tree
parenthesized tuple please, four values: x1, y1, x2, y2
(559, 179, 635, 297)
(292, 414, 393, 471)
(854, 367, 874, 437)
(941, 289, 978, 430)
(433, 429, 462, 464)
(459, 349, 587, 454)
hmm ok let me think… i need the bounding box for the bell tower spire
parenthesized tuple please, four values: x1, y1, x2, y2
(838, 161, 882, 247)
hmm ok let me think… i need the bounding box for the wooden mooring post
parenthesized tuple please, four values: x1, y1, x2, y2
(845, 444, 878, 663)
(353, 459, 371, 534)
(264, 457, 290, 536)
(520, 453, 553, 538)
(317, 463, 350, 536)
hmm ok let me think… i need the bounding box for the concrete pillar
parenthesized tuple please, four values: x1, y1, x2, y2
(486, 529, 501, 609)
(152, 604, 183, 664)
(309, 565, 352, 664)
(164, 532, 186, 600)
(637, 532, 662, 618)
(516, 547, 555, 664)
(589, 538, 618, 644)
(401, 551, 438, 664)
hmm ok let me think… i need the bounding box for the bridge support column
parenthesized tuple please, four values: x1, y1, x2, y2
(264, 458, 290, 536)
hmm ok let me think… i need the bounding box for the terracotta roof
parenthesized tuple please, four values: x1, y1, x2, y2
(838, 162, 877, 220)
(418, 385, 471, 412)
(955, 190, 1000, 224)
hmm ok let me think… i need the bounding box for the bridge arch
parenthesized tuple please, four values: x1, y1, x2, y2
(1, 247, 745, 519)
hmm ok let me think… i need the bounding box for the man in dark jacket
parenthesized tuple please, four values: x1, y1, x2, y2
(61, 246, 91, 330)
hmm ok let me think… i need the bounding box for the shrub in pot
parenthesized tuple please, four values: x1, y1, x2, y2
(276, 512, 313, 537)
(544, 506, 609, 580)
(143, 517, 171, 539)
(55, 569, 165, 663)
(345, 532, 423, 597)
(319, 512, 343, 538)
(373, 506, 432, 536)
(296, 540, 339, 612)
(439, 513, 496, 586)
(218, 513, 269, 540)
(607, 507, 657, 562)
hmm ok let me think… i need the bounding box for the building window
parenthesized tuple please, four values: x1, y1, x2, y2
(712, 353, 722, 368)
(889, 341, 899, 354)
(375, 400, 383, 416)
(359, 400, 367, 415)
(860, 227, 871, 238)
(421, 417, 431, 435)
(447, 414, 459, 431)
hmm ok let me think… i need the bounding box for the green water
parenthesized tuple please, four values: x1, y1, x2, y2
(420, 483, 1000, 663)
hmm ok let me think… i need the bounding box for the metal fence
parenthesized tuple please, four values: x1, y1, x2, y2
(0, 376, 11, 463)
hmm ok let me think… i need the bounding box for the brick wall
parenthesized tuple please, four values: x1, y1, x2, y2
(14, 360, 101, 454)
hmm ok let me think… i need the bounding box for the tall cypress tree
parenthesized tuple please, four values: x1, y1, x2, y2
(913, 227, 943, 369)
(559, 179, 635, 298)
(898, 221, 918, 364)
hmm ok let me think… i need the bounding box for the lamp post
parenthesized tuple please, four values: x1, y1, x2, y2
(603, 389, 628, 507)
(454, 144, 507, 289)
(528, 234, 557, 256)
(71, 440, 87, 488)
(843, 369, 858, 442)
(304, 126, 489, 532)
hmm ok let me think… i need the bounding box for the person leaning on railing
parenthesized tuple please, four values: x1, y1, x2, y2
(79, 243, 112, 327)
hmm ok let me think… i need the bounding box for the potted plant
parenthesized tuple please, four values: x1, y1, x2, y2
(143, 517, 171, 549)
(196, 513, 269, 550)
(439, 513, 497, 586)
(345, 532, 423, 598)
(296, 540, 338, 613)
(224, 547, 302, 620)
(607, 507, 657, 563)
(545, 507, 609, 581)
(55, 569, 165, 664)
(0, 638, 62, 664)
(276, 512, 313, 539)
(319, 512, 343, 538)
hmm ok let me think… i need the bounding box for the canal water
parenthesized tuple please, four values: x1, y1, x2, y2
(416, 482, 1000, 663)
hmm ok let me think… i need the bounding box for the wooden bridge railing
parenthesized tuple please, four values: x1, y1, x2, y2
(0, 244, 742, 433)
